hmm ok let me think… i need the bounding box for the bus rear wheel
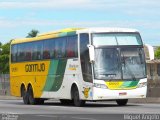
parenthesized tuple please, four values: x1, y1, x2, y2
(28, 86, 37, 105)
(28, 86, 45, 105)
(72, 87, 85, 107)
(21, 86, 29, 104)
(116, 99, 128, 106)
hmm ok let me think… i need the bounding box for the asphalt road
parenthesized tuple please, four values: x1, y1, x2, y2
(0, 99, 159, 120)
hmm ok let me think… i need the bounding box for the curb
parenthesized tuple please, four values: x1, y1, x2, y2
(0, 96, 22, 100)
(129, 98, 160, 103)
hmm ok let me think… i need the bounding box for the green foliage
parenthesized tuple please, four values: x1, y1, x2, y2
(0, 42, 10, 73)
(155, 47, 160, 59)
(0, 30, 39, 73)
(26, 29, 39, 38)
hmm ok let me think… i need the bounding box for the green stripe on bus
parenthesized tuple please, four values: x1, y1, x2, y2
(43, 59, 67, 92)
(58, 32, 76, 37)
(43, 60, 59, 91)
(120, 80, 139, 88)
(50, 59, 67, 91)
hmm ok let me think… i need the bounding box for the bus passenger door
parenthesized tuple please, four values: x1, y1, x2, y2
(79, 33, 93, 100)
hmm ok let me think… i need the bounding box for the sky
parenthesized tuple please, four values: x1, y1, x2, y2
(0, 0, 160, 46)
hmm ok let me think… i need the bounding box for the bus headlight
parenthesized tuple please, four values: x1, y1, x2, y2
(137, 82, 147, 88)
(94, 83, 108, 89)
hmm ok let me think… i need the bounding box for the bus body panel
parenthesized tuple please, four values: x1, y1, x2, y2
(40, 58, 93, 100)
(10, 58, 93, 100)
(10, 61, 50, 97)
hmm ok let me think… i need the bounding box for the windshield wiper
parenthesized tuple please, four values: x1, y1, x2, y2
(124, 63, 137, 80)
(99, 73, 116, 75)
(121, 53, 136, 81)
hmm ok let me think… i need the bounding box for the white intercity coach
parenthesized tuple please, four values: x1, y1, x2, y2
(10, 28, 147, 106)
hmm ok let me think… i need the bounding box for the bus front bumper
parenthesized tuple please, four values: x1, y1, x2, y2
(92, 86, 147, 100)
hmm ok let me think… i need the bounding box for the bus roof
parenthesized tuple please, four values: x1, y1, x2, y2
(11, 28, 83, 45)
(11, 27, 139, 45)
(77, 27, 139, 34)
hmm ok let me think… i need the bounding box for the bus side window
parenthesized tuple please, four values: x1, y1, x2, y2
(17, 44, 25, 62)
(43, 40, 52, 59)
(32, 41, 43, 60)
(54, 37, 66, 58)
(67, 36, 78, 58)
(11, 45, 17, 62)
(43, 50, 50, 59)
(25, 43, 32, 61)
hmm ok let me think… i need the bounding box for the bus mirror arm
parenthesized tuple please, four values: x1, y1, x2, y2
(87, 44, 95, 63)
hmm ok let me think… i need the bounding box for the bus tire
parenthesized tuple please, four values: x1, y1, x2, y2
(60, 99, 73, 105)
(28, 86, 37, 105)
(21, 86, 29, 105)
(72, 87, 85, 107)
(116, 99, 128, 106)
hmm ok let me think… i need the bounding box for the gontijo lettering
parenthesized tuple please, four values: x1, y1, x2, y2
(25, 63, 45, 72)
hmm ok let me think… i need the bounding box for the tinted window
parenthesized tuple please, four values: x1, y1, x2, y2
(43, 39, 55, 59)
(32, 41, 43, 60)
(24, 42, 32, 61)
(66, 36, 78, 58)
(17, 44, 25, 62)
(11, 45, 17, 62)
(54, 37, 66, 58)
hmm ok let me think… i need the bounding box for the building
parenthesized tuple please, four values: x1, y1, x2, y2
(144, 45, 160, 97)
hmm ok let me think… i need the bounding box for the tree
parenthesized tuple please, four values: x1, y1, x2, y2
(0, 42, 10, 73)
(0, 29, 39, 73)
(26, 29, 39, 38)
(0, 42, 2, 54)
(155, 47, 160, 59)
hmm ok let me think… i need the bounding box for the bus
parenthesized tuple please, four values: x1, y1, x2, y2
(10, 28, 147, 107)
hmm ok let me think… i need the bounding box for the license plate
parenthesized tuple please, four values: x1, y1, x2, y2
(119, 92, 127, 96)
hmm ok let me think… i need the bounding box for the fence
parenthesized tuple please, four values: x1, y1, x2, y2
(146, 60, 160, 97)
(0, 73, 159, 97)
(0, 74, 10, 95)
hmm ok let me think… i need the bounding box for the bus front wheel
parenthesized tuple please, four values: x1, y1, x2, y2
(72, 87, 85, 107)
(116, 99, 128, 106)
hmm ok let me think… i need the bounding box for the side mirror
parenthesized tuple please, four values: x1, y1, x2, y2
(87, 44, 95, 62)
(144, 44, 154, 60)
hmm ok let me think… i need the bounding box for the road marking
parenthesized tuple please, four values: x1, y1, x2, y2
(71, 117, 97, 120)
(35, 115, 58, 118)
(1, 112, 18, 114)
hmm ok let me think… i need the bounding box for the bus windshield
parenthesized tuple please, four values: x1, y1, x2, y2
(94, 47, 146, 80)
(94, 48, 121, 79)
(92, 33, 142, 46)
(121, 47, 146, 79)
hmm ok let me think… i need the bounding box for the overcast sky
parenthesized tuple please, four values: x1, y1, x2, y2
(0, 0, 160, 45)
